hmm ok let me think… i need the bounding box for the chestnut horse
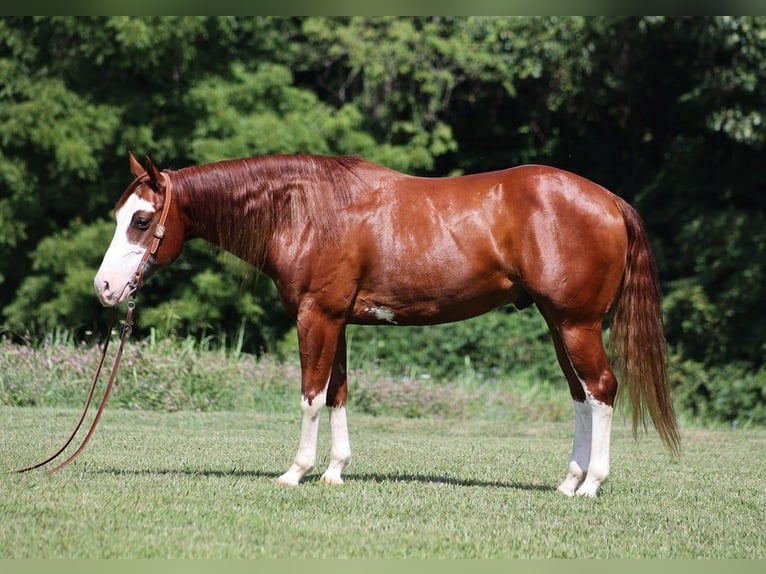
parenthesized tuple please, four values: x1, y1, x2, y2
(95, 152, 679, 497)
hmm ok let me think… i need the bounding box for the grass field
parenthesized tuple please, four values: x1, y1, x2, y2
(1, 406, 764, 558)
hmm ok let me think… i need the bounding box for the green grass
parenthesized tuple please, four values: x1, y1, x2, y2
(1, 407, 764, 558)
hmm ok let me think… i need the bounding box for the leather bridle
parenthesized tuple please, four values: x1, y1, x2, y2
(15, 172, 173, 474)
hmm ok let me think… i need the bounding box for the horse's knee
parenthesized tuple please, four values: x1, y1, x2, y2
(301, 385, 328, 417)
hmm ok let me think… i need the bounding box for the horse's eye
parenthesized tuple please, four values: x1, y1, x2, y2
(132, 215, 152, 230)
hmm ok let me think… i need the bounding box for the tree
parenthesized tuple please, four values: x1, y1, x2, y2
(2, 16, 765, 378)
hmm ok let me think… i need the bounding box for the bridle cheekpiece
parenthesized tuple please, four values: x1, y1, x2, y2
(128, 171, 173, 295)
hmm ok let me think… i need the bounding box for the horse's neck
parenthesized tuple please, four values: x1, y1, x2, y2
(175, 160, 282, 265)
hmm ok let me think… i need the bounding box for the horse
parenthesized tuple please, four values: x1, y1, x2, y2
(94, 151, 680, 497)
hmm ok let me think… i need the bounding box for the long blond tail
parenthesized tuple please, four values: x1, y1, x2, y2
(610, 197, 680, 455)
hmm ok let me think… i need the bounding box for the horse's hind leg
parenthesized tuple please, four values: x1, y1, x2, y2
(546, 316, 617, 497)
(542, 321, 591, 495)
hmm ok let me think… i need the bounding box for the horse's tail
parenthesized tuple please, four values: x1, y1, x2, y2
(610, 196, 680, 456)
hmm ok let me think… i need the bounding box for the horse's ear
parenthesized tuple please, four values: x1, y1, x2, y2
(145, 155, 166, 193)
(128, 151, 145, 177)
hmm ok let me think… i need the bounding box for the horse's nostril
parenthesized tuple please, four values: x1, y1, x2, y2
(99, 279, 112, 298)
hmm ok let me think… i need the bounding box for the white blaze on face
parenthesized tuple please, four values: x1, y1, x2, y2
(94, 194, 155, 306)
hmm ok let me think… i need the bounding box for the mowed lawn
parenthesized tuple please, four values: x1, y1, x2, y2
(1, 406, 764, 558)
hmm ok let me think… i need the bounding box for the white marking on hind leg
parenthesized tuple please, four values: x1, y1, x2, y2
(558, 400, 592, 497)
(320, 405, 351, 485)
(575, 393, 612, 497)
(277, 385, 327, 486)
(555, 335, 612, 498)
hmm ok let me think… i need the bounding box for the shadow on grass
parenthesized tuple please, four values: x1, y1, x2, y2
(94, 466, 553, 492)
(347, 471, 552, 491)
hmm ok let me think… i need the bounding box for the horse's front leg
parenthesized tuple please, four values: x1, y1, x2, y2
(321, 325, 351, 485)
(277, 305, 345, 486)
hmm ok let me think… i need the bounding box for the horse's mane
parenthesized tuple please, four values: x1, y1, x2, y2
(170, 154, 364, 265)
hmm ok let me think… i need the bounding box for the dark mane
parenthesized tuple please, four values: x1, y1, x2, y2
(169, 154, 365, 265)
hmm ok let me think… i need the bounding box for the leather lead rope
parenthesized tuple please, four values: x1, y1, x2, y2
(13, 308, 120, 473)
(15, 303, 134, 474)
(14, 173, 172, 474)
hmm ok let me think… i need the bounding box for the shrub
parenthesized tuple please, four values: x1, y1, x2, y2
(669, 354, 766, 428)
(346, 307, 561, 385)
(0, 333, 295, 414)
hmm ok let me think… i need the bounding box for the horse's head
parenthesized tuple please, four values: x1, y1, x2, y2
(94, 153, 185, 306)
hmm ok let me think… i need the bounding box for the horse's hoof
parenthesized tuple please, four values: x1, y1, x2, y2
(320, 473, 344, 486)
(276, 473, 301, 486)
(557, 484, 576, 497)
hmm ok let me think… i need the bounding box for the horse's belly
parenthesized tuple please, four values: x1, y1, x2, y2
(349, 278, 522, 326)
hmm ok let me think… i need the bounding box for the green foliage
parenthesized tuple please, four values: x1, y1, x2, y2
(0, 333, 568, 422)
(1, 17, 766, 424)
(670, 355, 766, 428)
(666, 210, 766, 366)
(0, 334, 298, 413)
(187, 62, 382, 165)
(347, 307, 560, 385)
(0, 44, 120, 298)
(298, 17, 462, 169)
(2, 220, 115, 335)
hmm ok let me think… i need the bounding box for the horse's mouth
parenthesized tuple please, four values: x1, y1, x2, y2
(95, 281, 135, 307)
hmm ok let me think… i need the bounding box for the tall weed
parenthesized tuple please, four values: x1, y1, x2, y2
(0, 333, 568, 421)
(2, 327, 763, 427)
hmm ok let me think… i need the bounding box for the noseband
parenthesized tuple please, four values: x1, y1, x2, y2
(14, 173, 173, 474)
